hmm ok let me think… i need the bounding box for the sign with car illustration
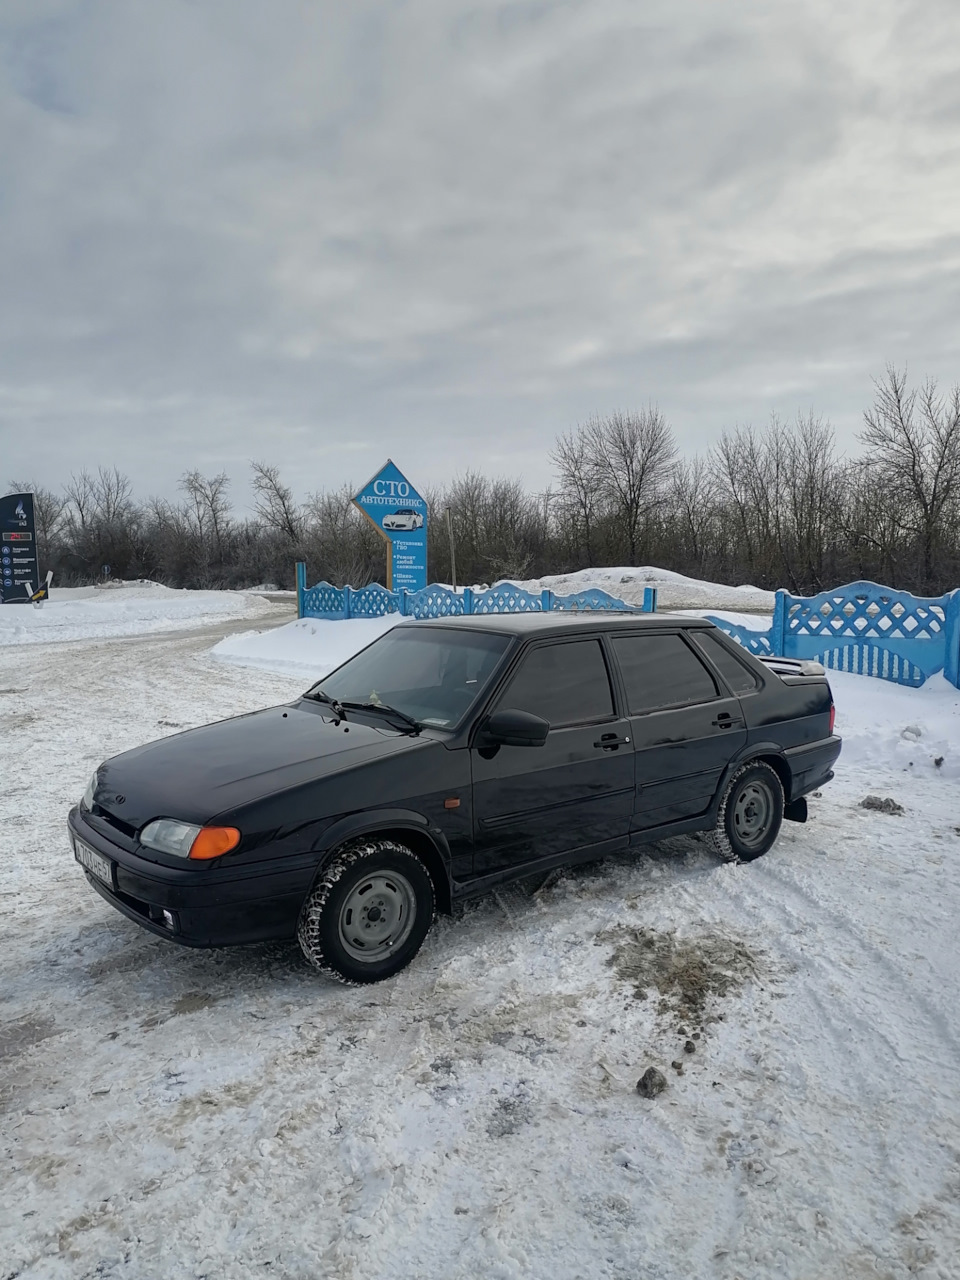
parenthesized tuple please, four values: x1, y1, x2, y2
(0, 491, 44, 604)
(352, 460, 427, 591)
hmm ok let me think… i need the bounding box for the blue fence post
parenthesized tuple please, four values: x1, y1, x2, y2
(642, 586, 657, 613)
(344, 586, 352, 620)
(295, 561, 306, 619)
(541, 589, 553, 611)
(945, 589, 960, 689)
(771, 590, 787, 657)
(399, 589, 407, 617)
(462, 587, 473, 615)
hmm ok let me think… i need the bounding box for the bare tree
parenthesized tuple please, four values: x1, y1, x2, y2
(552, 429, 600, 566)
(710, 427, 778, 583)
(780, 414, 841, 592)
(180, 470, 232, 576)
(251, 462, 304, 545)
(64, 471, 95, 536)
(303, 485, 382, 586)
(860, 367, 960, 591)
(60, 468, 139, 576)
(668, 457, 715, 576)
(91, 467, 133, 525)
(838, 460, 903, 585)
(555, 409, 677, 565)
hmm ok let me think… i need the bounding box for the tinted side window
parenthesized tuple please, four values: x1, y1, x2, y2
(499, 639, 614, 727)
(691, 630, 760, 694)
(612, 633, 719, 713)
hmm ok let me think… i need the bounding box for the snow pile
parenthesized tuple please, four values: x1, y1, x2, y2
(503, 567, 776, 612)
(832, 668, 960, 784)
(213, 614, 403, 679)
(0, 580, 283, 646)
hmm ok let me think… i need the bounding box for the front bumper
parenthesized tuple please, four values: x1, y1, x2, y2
(68, 807, 315, 947)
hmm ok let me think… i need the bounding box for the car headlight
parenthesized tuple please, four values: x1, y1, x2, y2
(81, 771, 98, 811)
(140, 819, 241, 860)
(141, 818, 202, 858)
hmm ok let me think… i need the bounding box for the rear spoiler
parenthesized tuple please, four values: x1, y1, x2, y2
(759, 656, 826, 678)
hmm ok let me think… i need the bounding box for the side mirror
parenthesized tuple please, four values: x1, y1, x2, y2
(483, 708, 550, 747)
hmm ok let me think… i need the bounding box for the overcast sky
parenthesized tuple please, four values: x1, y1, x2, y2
(2, 0, 959, 507)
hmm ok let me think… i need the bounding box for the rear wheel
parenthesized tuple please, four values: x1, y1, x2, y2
(297, 839, 435, 983)
(709, 761, 784, 863)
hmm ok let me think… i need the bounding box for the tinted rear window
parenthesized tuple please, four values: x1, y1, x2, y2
(691, 630, 760, 694)
(498, 639, 614, 727)
(612, 633, 719, 713)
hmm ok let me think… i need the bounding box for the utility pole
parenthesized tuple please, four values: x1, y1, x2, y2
(445, 506, 457, 591)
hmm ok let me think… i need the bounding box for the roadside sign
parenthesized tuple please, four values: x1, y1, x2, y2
(0, 492, 43, 604)
(352, 460, 427, 592)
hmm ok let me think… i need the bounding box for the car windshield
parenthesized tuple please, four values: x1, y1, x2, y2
(305, 626, 511, 728)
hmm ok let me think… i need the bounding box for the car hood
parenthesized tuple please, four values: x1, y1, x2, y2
(92, 701, 432, 829)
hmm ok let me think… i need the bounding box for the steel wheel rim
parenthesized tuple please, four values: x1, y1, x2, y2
(338, 871, 417, 963)
(732, 780, 773, 849)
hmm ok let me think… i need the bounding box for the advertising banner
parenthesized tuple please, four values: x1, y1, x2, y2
(352, 460, 427, 592)
(0, 492, 43, 604)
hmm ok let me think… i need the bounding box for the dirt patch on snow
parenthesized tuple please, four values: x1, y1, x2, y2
(599, 926, 763, 1028)
(0, 1013, 59, 1062)
(486, 1083, 534, 1137)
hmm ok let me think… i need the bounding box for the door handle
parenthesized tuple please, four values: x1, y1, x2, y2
(712, 713, 744, 728)
(594, 732, 631, 750)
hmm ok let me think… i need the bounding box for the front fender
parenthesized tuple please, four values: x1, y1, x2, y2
(309, 807, 455, 912)
(314, 807, 450, 857)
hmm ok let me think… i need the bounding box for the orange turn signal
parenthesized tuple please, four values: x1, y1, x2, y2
(188, 826, 241, 860)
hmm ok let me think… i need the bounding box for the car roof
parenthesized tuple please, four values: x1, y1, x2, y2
(413, 611, 713, 637)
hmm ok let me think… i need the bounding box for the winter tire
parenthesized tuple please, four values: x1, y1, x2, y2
(297, 838, 435, 983)
(709, 761, 784, 863)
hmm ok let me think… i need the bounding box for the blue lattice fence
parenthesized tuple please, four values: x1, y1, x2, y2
(296, 564, 960, 687)
(295, 564, 657, 622)
(707, 580, 960, 688)
(471, 584, 549, 614)
(299, 579, 346, 618)
(552, 586, 658, 613)
(403, 584, 469, 620)
(701, 618, 773, 658)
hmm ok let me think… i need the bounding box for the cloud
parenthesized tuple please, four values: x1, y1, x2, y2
(1, 0, 959, 506)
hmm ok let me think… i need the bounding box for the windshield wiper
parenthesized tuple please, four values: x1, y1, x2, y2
(305, 688, 346, 719)
(340, 700, 421, 733)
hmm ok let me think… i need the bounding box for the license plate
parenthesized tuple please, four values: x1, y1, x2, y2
(74, 837, 112, 887)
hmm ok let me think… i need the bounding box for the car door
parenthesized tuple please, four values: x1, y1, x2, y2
(609, 631, 747, 832)
(470, 636, 634, 875)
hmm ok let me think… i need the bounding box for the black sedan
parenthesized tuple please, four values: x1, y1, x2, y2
(69, 613, 841, 983)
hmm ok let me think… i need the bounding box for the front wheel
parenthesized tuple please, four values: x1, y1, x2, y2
(297, 839, 435, 983)
(709, 761, 784, 863)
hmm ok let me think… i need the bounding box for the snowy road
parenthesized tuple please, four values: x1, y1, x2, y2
(3, 623, 960, 1279)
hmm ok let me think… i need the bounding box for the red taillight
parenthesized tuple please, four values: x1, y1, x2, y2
(829, 703, 836, 734)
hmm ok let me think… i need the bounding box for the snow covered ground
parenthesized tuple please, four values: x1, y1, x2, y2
(3, 589, 960, 1279)
(0, 581, 284, 647)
